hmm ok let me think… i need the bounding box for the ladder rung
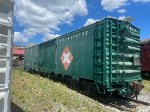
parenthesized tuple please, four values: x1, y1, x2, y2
(0, 87, 8, 92)
(112, 26, 117, 29)
(0, 55, 10, 58)
(112, 44, 117, 46)
(0, 84, 5, 87)
(0, 34, 8, 38)
(0, 43, 7, 47)
(0, 59, 7, 61)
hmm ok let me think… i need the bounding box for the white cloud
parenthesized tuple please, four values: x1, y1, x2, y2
(101, 0, 128, 11)
(84, 18, 98, 26)
(141, 38, 150, 44)
(14, 32, 28, 43)
(133, 0, 150, 2)
(118, 15, 126, 20)
(14, 0, 88, 43)
(42, 33, 60, 41)
(117, 9, 126, 13)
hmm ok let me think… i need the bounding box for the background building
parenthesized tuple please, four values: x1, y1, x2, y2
(12, 45, 25, 68)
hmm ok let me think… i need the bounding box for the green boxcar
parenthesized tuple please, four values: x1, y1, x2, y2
(24, 18, 142, 96)
(40, 39, 56, 73)
(24, 45, 39, 71)
(25, 39, 56, 74)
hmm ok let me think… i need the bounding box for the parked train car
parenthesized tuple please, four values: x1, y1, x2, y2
(141, 39, 150, 77)
(24, 18, 143, 97)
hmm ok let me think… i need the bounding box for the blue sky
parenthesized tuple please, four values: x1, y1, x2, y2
(14, 0, 150, 46)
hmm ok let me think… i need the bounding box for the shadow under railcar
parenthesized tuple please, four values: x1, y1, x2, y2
(26, 69, 140, 111)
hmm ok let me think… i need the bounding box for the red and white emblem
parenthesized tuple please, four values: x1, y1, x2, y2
(61, 46, 73, 70)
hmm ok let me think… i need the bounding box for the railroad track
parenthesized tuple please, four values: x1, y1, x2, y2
(108, 96, 150, 112)
(124, 97, 150, 106)
(109, 103, 135, 112)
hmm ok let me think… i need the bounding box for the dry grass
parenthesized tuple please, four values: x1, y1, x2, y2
(142, 80, 150, 92)
(11, 68, 110, 112)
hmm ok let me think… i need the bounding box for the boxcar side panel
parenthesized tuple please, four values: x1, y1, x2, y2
(56, 25, 95, 80)
(44, 40, 56, 73)
(32, 46, 39, 71)
(39, 44, 46, 72)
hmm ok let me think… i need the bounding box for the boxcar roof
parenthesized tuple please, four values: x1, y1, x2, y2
(26, 17, 139, 49)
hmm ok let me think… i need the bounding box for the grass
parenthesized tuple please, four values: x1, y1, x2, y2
(11, 68, 110, 112)
(142, 80, 150, 92)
